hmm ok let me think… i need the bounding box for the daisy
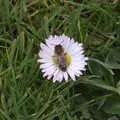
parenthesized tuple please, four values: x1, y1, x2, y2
(37, 34, 88, 82)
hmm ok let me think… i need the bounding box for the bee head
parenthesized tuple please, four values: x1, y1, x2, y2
(55, 44, 64, 55)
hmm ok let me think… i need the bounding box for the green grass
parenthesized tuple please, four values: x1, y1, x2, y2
(0, 0, 120, 120)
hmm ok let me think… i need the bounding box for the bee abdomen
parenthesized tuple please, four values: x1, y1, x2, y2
(59, 64, 67, 71)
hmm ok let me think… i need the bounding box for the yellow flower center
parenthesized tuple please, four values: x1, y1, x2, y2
(65, 54, 71, 65)
(52, 57, 57, 63)
(52, 53, 71, 66)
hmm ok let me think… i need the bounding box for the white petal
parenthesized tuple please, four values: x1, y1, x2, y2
(42, 65, 56, 76)
(40, 63, 54, 69)
(53, 69, 60, 82)
(40, 43, 53, 55)
(47, 75, 52, 80)
(57, 71, 64, 82)
(62, 40, 69, 52)
(46, 35, 63, 46)
(37, 59, 52, 63)
(67, 42, 83, 55)
(85, 57, 88, 61)
(38, 51, 52, 59)
(43, 72, 48, 77)
(63, 72, 68, 81)
(75, 71, 82, 77)
(40, 43, 46, 50)
(69, 63, 86, 72)
(67, 68, 76, 81)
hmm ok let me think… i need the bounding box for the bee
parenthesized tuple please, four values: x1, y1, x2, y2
(54, 44, 67, 72)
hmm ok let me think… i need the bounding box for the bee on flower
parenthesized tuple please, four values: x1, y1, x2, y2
(37, 34, 88, 82)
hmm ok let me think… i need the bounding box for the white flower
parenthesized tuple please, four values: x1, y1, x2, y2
(37, 34, 88, 82)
